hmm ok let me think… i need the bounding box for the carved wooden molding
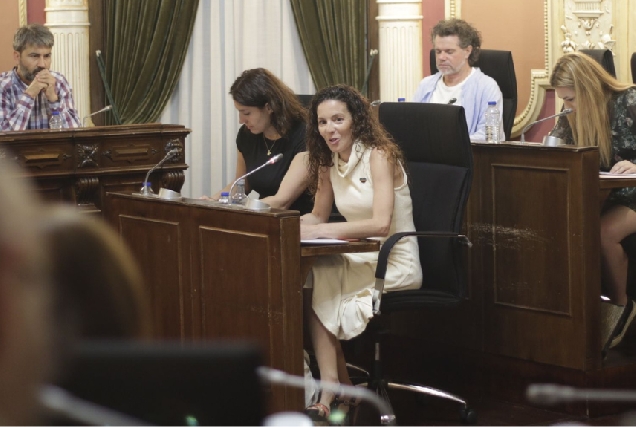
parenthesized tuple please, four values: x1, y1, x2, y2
(160, 171, 186, 192)
(18, 148, 71, 170)
(102, 145, 158, 163)
(448, 0, 553, 137)
(75, 176, 99, 206)
(77, 144, 98, 168)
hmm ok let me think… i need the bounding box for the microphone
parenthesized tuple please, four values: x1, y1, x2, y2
(527, 383, 636, 405)
(447, 98, 457, 105)
(520, 108, 573, 143)
(140, 148, 181, 196)
(257, 366, 396, 425)
(228, 153, 283, 198)
(82, 105, 112, 127)
(39, 385, 148, 426)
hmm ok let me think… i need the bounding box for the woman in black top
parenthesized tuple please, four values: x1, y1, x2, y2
(209, 68, 313, 214)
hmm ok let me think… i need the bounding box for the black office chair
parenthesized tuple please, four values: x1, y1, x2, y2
(352, 102, 475, 424)
(579, 49, 617, 78)
(631, 52, 636, 84)
(429, 48, 517, 141)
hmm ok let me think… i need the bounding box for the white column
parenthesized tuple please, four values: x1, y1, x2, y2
(45, 0, 90, 123)
(376, 0, 423, 102)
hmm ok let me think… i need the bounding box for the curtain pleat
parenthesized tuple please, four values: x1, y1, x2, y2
(104, 0, 199, 124)
(290, 0, 366, 93)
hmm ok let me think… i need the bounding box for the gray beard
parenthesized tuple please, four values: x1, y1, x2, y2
(20, 66, 44, 83)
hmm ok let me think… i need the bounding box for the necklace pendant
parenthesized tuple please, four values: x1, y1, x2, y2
(267, 150, 271, 155)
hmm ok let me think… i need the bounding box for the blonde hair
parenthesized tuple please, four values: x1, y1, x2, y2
(550, 52, 634, 167)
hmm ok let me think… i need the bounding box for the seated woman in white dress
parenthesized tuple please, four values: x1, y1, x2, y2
(301, 84, 422, 422)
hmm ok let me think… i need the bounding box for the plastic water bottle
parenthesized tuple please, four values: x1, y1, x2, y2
(219, 192, 230, 204)
(485, 101, 500, 143)
(49, 111, 62, 130)
(231, 178, 247, 205)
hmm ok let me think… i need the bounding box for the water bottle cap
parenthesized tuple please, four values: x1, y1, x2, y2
(397, 97, 406, 102)
(144, 182, 151, 187)
(488, 101, 496, 105)
(221, 192, 229, 196)
(51, 111, 60, 115)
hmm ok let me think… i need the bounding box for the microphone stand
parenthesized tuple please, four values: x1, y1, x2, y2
(82, 105, 112, 127)
(228, 153, 283, 198)
(520, 108, 573, 142)
(140, 149, 180, 196)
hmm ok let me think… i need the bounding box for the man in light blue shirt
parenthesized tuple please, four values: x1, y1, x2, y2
(413, 19, 503, 142)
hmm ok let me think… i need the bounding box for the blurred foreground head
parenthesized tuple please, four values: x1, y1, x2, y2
(0, 160, 53, 424)
(41, 206, 151, 345)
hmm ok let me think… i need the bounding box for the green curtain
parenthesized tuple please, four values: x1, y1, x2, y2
(103, 0, 199, 124)
(290, 0, 367, 92)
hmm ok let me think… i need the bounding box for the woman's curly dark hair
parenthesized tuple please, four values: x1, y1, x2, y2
(230, 68, 307, 137)
(306, 84, 405, 195)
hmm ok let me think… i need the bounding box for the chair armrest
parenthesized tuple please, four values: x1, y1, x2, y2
(372, 231, 471, 314)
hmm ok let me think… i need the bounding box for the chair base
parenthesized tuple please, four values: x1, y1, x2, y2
(350, 363, 477, 425)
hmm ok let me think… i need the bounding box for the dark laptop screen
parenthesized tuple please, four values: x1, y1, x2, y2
(52, 341, 264, 426)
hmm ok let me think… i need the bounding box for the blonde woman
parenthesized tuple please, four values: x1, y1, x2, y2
(549, 52, 636, 349)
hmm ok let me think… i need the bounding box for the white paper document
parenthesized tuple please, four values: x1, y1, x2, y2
(300, 238, 348, 244)
(599, 172, 636, 178)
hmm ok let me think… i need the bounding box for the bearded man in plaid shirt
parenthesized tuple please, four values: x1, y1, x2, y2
(0, 24, 80, 131)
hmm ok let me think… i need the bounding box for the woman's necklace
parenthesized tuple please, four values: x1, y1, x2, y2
(263, 136, 278, 156)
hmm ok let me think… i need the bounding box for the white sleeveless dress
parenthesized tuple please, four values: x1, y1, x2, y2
(309, 142, 422, 340)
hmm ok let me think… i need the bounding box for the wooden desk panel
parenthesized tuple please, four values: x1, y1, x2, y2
(0, 124, 190, 211)
(104, 193, 303, 413)
(476, 145, 600, 370)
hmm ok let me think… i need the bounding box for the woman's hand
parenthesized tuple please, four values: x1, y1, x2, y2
(301, 223, 324, 240)
(610, 160, 636, 174)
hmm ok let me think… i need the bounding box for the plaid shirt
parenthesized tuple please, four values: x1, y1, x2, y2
(0, 67, 81, 131)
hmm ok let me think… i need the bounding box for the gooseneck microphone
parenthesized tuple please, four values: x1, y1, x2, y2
(520, 108, 573, 143)
(228, 153, 283, 197)
(527, 383, 636, 406)
(82, 105, 112, 127)
(140, 148, 181, 196)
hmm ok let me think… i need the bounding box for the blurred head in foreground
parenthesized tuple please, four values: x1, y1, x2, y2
(0, 160, 53, 424)
(40, 206, 151, 347)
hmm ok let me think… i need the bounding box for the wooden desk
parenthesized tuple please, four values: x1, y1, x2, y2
(103, 193, 379, 413)
(0, 124, 190, 212)
(388, 142, 636, 416)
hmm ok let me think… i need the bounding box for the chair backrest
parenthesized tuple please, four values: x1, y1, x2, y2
(631, 52, 636, 84)
(296, 94, 314, 108)
(579, 49, 617, 78)
(429, 48, 517, 141)
(379, 102, 473, 295)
